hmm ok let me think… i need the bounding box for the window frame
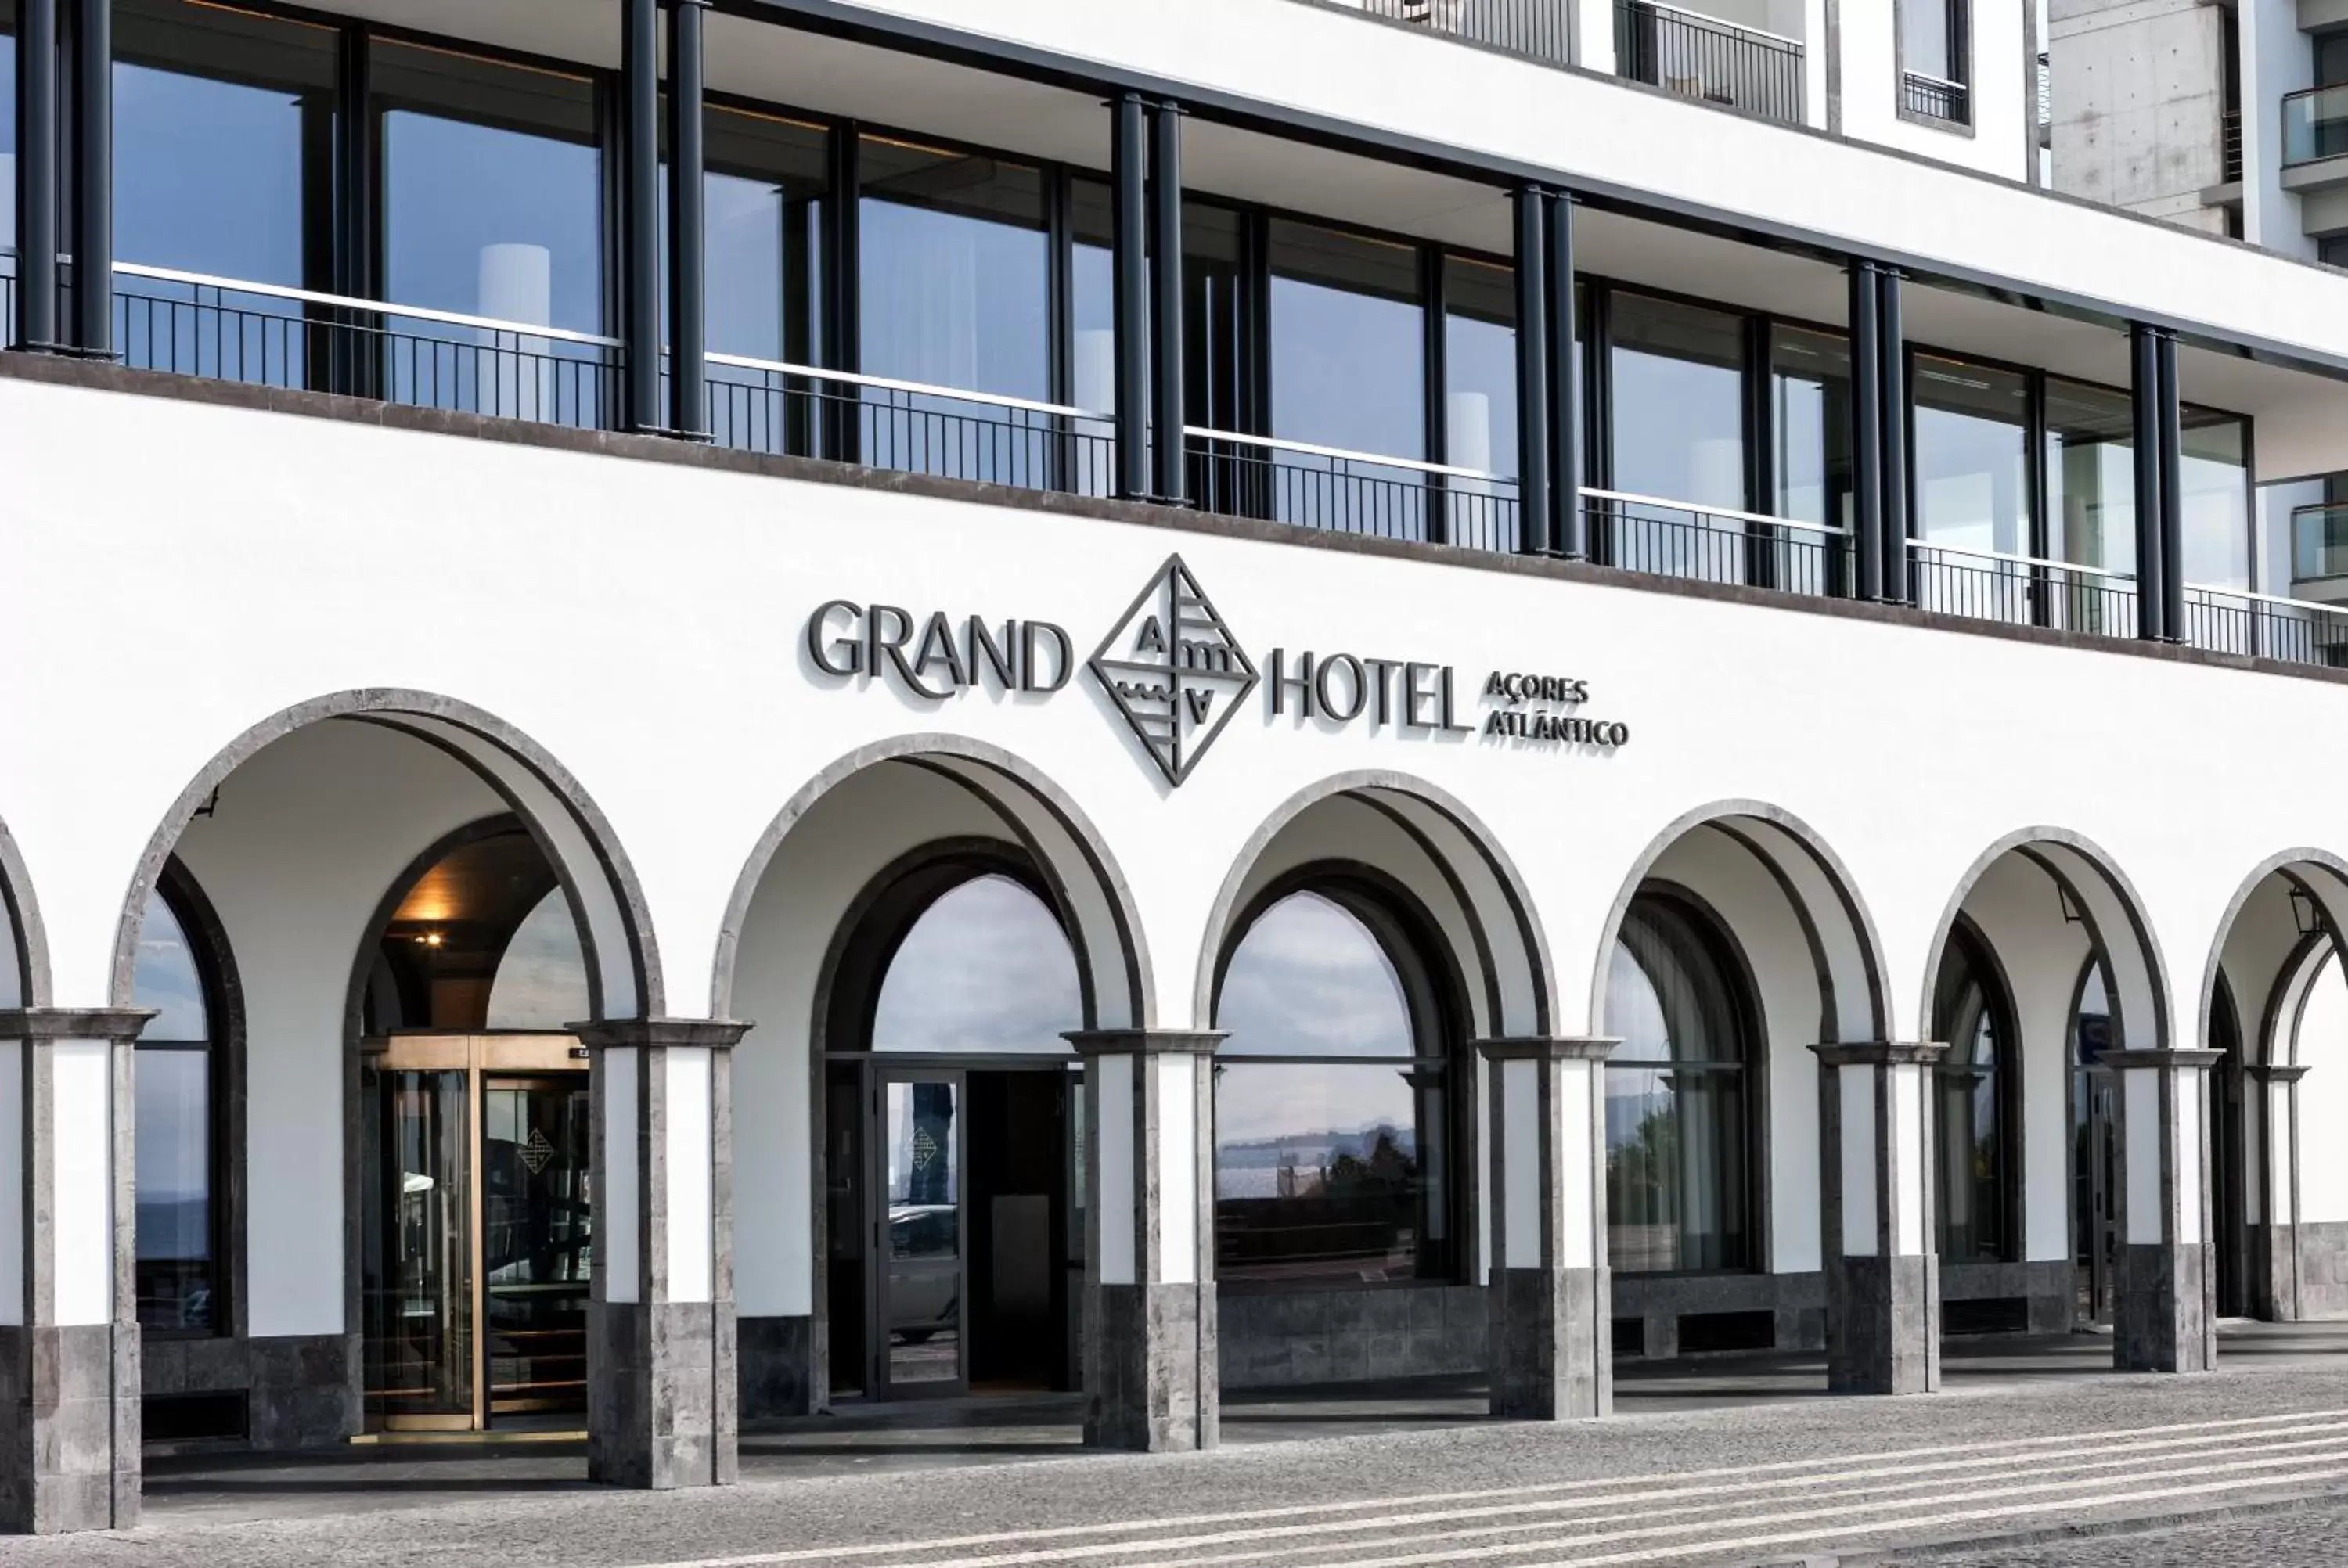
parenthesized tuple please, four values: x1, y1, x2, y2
(136, 858, 239, 1341)
(1896, 0, 1972, 129)
(1208, 862, 1474, 1293)
(1930, 914, 2022, 1265)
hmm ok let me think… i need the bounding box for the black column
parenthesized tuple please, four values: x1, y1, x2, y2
(1514, 185, 1552, 556)
(665, 0, 708, 438)
(2157, 329, 2185, 642)
(2130, 323, 2166, 642)
(1110, 92, 1150, 501)
(15, 0, 59, 351)
(68, 0, 110, 357)
(1547, 192, 1584, 560)
(1848, 261, 1884, 602)
(621, 0, 662, 432)
(1877, 268, 1908, 605)
(1148, 102, 1186, 505)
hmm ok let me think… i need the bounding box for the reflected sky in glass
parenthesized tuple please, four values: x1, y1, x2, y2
(708, 171, 787, 358)
(135, 1049, 209, 1222)
(871, 874, 1080, 1054)
(1269, 226, 1423, 459)
(1217, 891, 1411, 1062)
(133, 890, 207, 1041)
(1610, 294, 1744, 509)
(116, 62, 309, 283)
(485, 888, 591, 1030)
(1915, 356, 2030, 557)
(2, 28, 15, 254)
(859, 150, 1049, 399)
(0, 886, 15, 1011)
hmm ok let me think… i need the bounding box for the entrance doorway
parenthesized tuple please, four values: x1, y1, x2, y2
(2073, 963, 2119, 1326)
(827, 1059, 1080, 1400)
(360, 1033, 592, 1431)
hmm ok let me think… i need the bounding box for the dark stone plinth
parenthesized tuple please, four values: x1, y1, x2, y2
(1828, 1253, 1939, 1395)
(0, 1324, 138, 1534)
(737, 1314, 816, 1419)
(1488, 1266, 1607, 1420)
(2116, 1241, 2217, 1372)
(589, 1300, 735, 1489)
(1088, 1283, 1215, 1451)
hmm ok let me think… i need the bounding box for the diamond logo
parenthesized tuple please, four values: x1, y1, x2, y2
(1089, 556, 1259, 786)
(520, 1127, 556, 1175)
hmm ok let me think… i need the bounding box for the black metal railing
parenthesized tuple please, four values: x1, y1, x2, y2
(110, 263, 622, 429)
(1187, 427, 1523, 551)
(2180, 586, 2348, 667)
(1350, 0, 1572, 69)
(706, 354, 1117, 498)
(1614, 0, 1804, 124)
(1908, 543, 2138, 636)
(2222, 107, 2243, 183)
(1903, 70, 1970, 124)
(1584, 490, 1844, 595)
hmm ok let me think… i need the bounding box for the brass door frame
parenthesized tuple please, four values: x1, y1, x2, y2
(362, 1033, 586, 1432)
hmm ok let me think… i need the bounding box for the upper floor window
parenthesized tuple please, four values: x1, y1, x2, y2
(1900, 0, 1970, 125)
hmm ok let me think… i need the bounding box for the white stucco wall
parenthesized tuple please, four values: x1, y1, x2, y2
(2296, 954, 2348, 1224)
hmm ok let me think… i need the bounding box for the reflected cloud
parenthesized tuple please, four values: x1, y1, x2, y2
(872, 875, 1081, 1055)
(1217, 892, 1411, 1060)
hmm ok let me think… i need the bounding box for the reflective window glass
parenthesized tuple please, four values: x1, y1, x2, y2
(1213, 890, 1451, 1288)
(1610, 292, 1745, 510)
(1903, 0, 1957, 81)
(484, 889, 590, 1031)
(0, 886, 17, 1012)
(1933, 928, 2011, 1262)
(2, 7, 19, 261)
(364, 825, 589, 1034)
(1268, 221, 1428, 536)
(1443, 254, 1522, 552)
(690, 106, 827, 455)
(1604, 896, 1752, 1275)
(859, 137, 1048, 397)
(2181, 410, 2251, 590)
(1915, 354, 2031, 556)
(133, 883, 218, 1333)
(1773, 326, 1852, 529)
(1068, 176, 1118, 495)
(870, 875, 1082, 1055)
(2045, 376, 2137, 574)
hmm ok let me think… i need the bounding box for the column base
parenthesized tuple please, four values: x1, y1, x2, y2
(1488, 1265, 1608, 1420)
(1828, 1253, 1939, 1395)
(588, 1300, 737, 1489)
(1086, 1283, 1215, 1451)
(2116, 1242, 2217, 1373)
(0, 1325, 139, 1534)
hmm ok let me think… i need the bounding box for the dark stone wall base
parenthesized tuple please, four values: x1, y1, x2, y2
(2286, 1222, 2348, 1320)
(1828, 1253, 1939, 1394)
(0, 1324, 139, 1534)
(1939, 1259, 2075, 1337)
(1220, 1286, 1485, 1387)
(146, 1332, 358, 1451)
(1612, 1270, 1826, 1358)
(588, 1300, 737, 1489)
(1089, 1283, 1214, 1451)
(2116, 1242, 2216, 1372)
(1489, 1266, 1608, 1420)
(737, 1315, 817, 1419)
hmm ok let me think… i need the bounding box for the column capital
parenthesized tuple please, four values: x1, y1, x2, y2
(2098, 1048, 2224, 1071)
(1063, 1028, 1223, 1058)
(2247, 1063, 2311, 1084)
(1477, 1035, 1617, 1063)
(570, 1016, 749, 1050)
(0, 1007, 156, 1041)
(1810, 1040, 1945, 1067)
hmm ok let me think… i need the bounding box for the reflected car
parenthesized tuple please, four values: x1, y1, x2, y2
(888, 1204, 959, 1343)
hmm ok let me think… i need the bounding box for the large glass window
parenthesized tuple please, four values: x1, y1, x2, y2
(2, 4, 18, 286)
(1443, 254, 1520, 552)
(693, 105, 828, 454)
(1914, 354, 2030, 556)
(1068, 176, 1118, 496)
(1901, 0, 1960, 81)
(1933, 924, 2015, 1263)
(360, 823, 590, 1035)
(376, 41, 603, 421)
(1604, 894, 1753, 1275)
(1267, 220, 1428, 537)
(1611, 292, 1745, 510)
(2180, 410, 2251, 590)
(2044, 376, 2135, 576)
(870, 874, 1082, 1055)
(1213, 887, 1453, 1288)
(1772, 326, 1853, 530)
(133, 879, 222, 1333)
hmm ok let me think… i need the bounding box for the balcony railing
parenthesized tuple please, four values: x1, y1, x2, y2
(2222, 107, 2243, 184)
(1583, 489, 1846, 595)
(2283, 85, 2348, 167)
(1186, 426, 1523, 551)
(2295, 502, 2348, 583)
(1348, 0, 1571, 68)
(1909, 541, 2140, 638)
(707, 353, 1116, 498)
(1902, 70, 1970, 124)
(1614, 0, 1804, 125)
(2181, 584, 2348, 667)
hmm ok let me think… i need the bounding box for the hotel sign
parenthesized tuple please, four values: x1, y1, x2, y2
(802, 555, 1630, 787)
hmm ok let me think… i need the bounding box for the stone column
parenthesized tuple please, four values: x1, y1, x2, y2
(0, 1008, 153, 1533)
(2104, 1048, 2222, 1372)
(1480, 1038, 1613, 1420)
(574, 1018, 748, 1489)
(1813, 1042, 1943, 1395)
(2245, 1063, 2307, 1322)
(1065, 1030, 1218, 1451)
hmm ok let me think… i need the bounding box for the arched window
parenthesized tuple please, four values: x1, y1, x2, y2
(362, 820, 589, 1034)
(132, 869, 230, 1332)
(1212, 882, 1457, 1289)
(870, 873, 1083, 1055)
(1933, 922, 2017, 1262)
(1604, 891, 1754, 1275)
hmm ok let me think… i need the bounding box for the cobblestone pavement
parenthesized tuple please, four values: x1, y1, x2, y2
(1899, 1494, 2348, 1565)
(8, 1336, 2348, 1566)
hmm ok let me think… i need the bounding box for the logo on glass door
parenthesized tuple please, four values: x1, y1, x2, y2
(1087, 556, 1260, 787)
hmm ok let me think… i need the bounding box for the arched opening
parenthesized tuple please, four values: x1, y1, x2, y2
(1604, 890, 1759, 1278)
(355, 816, 595, 1434)
(1932, 919, 2020, 1268)
(819, 848, 1085, 1401)
(1211, 875, 1467, 1293)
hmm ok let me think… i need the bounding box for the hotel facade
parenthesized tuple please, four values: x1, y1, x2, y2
(6, 0, 2348, 1535)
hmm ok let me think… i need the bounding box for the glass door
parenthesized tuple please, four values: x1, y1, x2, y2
(481, 1077, 592, 1421)
(362, 1054, 475, 1429)
(875, 1071, 966, 1397)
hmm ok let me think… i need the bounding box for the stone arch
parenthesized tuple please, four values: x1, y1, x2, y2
(1590, 800, 1889, 1045)
(0, 808, 51, 1009)
(2202, 850, 2348, 1067)
(1193, 771, 1556, 1041)
(108, 689, 659, 1022)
